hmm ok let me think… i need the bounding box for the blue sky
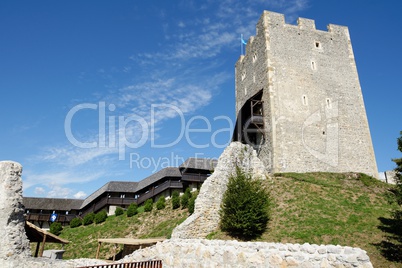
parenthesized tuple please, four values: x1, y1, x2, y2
(1, 0, 401, 199)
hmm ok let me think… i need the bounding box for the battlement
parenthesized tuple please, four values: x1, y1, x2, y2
(237, 11, 351, 62)
(258, 10, 348, 34)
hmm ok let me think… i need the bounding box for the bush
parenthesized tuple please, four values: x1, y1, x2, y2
(181, 188, 192, 209)
(69, 217, 82, 228)
(127, 203, 138, 217)
(144, 199, 153, 212)
(171, 191, 181, 209)
(83, 212, 95, 226)
(220, 167, 270, 240)
(156, 196, 166, 210)
(94, 210, 108, 224)
(188, 192, 197, 214)
(49, 222, 63, 236)
(185, 187, 192, 198)
(115, 207, 124, 216)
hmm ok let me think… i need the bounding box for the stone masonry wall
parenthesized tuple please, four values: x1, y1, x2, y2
(171, 142, 267, 239)
(121, 239, 373, 268)
(0, 161, 31, 260)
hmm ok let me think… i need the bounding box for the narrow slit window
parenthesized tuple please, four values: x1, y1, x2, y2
(326, 98, 331, 108)
(244, 87, 247, 95)
(302, 95, 308, 106)
(311, 61, 316, 70)
(241, 71, 246, 81)
(315, 41, 321, 48)
(253, 52, 257, 63)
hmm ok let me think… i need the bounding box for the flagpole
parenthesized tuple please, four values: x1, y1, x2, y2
(241, 34, 243, 55)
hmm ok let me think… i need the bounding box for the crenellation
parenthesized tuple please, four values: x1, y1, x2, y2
(328, 23, 349, 36)
(297, 17, 316, 29)
(263, 11, 285, 27)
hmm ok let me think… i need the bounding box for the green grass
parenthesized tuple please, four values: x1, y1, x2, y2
(219, 172, 399, 268)
(35, 203, 188, 260)
(140, 215, 187, 239)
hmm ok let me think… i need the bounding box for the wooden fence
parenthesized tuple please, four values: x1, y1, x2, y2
(77, 259, 162, 268)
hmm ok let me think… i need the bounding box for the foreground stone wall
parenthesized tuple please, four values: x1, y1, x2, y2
(0, 161, 107, 268)
(0, 161, 31, 260)
(172, 142, 267, 239)
(121, 239, 373, 268)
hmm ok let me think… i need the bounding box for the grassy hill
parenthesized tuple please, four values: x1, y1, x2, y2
(269, 172, 400, 268)
(38, 173, 400, 267)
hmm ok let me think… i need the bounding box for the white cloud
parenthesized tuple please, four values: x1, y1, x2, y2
(40, 145, 118, 167)
(23, 170, 105, 191)
(47, 185, 72, 198)
(34, 187, 45, 195)
(74, 191, 87, 199)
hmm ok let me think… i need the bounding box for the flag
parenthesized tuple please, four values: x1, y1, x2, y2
(241, 34, 247, 45)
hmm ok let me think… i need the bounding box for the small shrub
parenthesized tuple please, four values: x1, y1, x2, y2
(94, 210, 108, 224)
(171, 191, 180, 209)
(127, 203, 138, 217)
(156, 196, 166, 210)
(181, 188, 192, 209)
(83, 212, 95, 225)
(50, 222, 63, 236)
(144, 199, 153, 212)
(69, 217, 82, 228)
(220, 167, 270, 241)
(115, 207, 124, 216)
(188, 193, 197, 214)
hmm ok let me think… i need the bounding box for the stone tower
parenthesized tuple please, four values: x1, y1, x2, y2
(234, 11, 378, 178)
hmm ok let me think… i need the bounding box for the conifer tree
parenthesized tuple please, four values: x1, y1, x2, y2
(220, 167, 270, 240)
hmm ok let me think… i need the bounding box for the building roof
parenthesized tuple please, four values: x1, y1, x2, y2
(80, 181, 138, 209)
(23, 158, 215, 213)
(135, 167, 181, 192)
(23, 197, 83, 211)
(179, 157, 217, 171)
(25, 221, 69, 244)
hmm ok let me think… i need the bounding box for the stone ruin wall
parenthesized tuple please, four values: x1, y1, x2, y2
(120, 238, 373, 268)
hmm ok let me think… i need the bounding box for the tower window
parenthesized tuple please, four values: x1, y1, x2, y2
(253, 52, 257, 63)
(315, 41, 321, 48)
(326, 98, 331, 108)
(302, 95, 308, 106)
(241, 71, 246, 81)
(244, 87, 247, 95)
(311, 61, 316, 70)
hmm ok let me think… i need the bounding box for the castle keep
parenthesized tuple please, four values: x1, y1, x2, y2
(234, 11, 378, 177)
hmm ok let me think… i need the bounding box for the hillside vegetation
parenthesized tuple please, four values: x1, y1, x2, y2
(271, 173, 399, 268)
(39, 173, 400, 267)
(212, 172, 399, 268)
(39, 204, 188, 260)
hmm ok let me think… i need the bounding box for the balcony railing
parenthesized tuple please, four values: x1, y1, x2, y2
(80, 180, 183, 215)
(181, 173, 209, 182)
(136, 180, 183, 204)
(25, 213, 77, 223)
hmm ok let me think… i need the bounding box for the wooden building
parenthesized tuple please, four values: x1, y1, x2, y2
(23, 157, 216, 227)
